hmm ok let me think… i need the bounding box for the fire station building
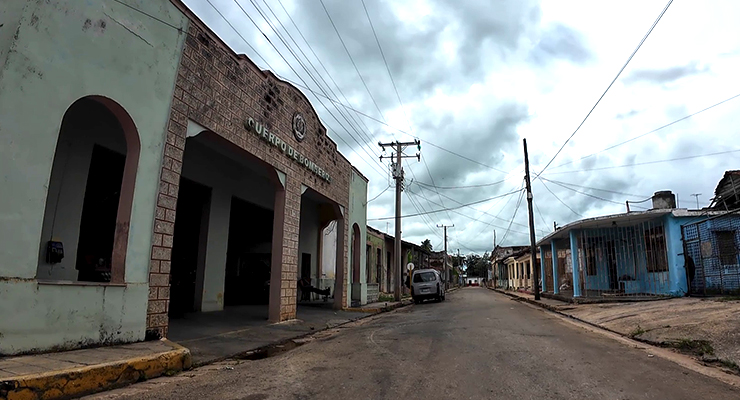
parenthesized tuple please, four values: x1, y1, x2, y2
(0, 0, 367, 355)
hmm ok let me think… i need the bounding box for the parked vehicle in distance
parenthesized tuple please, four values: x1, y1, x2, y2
(410, 269, 445, 304)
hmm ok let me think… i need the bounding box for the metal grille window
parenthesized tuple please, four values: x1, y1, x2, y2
(716, 230, 738, 265)
(585, 238, 598, 276)
(645, 226, 668, 272)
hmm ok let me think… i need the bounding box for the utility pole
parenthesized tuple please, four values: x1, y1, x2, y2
(523, 139, 541, 301)
(457, 249, 462, 284)
(691, 193, 702, 209)
(437, 224, 454, 289)
(379, 139, 421, 301)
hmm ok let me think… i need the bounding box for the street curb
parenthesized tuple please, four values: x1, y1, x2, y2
(0, 339, 191, 400)
(193, 298, 416, 368)
(344, 299, 413, 314)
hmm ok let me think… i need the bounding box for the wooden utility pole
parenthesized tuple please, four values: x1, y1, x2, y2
(523, 139, 541, 301)
(437, 224, 454, 289)
(379, 140, 421, 301)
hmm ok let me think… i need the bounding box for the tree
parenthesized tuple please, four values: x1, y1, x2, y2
(464, 252, 491, 277)
(420, 239, 433, 252)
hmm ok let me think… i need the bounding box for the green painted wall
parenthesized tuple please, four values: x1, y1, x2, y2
(0, 0, 187, 355)
(347, 169, 368, 305)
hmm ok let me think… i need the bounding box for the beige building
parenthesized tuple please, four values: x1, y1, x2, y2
(504, 249, 540, 291)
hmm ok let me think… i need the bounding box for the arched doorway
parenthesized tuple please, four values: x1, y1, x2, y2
(36, 96, 139, 283)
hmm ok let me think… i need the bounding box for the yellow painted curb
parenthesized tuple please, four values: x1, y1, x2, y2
(0, 339, 191, 400)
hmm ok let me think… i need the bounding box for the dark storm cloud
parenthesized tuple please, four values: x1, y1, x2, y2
(624, 61, 709, 85)
(415, 102, 530, 184)
(528, 23, 593, 66)
(289, 0, 542, 108)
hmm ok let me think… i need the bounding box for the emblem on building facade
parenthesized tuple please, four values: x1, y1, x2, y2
(293, 112, 306, 142)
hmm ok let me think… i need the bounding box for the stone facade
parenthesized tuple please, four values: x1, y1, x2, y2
(146, 2, 352, 336)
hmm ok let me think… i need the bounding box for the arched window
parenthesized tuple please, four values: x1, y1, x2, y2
(37, 96, 139, 283)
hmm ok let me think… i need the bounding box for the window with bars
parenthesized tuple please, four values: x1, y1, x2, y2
(644, 226, 668, 272)
(715, 230, 738, 265)
(585, 238, 598, 276)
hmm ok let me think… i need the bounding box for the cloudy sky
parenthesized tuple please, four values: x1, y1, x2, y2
(183, 0, 740, 254)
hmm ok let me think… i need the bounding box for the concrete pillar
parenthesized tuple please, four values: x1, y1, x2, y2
(268, 183, 286, 323)
(200, 188, 231, 312)
(539, 246, 546, 293)
(551, 241, 559, 294)
(570, 230, 582, 297)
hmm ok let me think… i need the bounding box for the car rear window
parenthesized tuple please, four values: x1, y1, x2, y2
(413, 272, 436, 283)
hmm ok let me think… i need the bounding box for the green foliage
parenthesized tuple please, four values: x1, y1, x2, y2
(464, 252, 491, 277)
(421, 239, 433, 252)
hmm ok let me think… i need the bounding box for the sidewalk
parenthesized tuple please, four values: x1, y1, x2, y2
(0, 339, 190, 400)
(1, 298, 415, 400)
(490, 287, 740, 373)
(174, 301, 413, 366)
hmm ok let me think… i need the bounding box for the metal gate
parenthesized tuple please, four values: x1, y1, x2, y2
(682, 212, 740, 295)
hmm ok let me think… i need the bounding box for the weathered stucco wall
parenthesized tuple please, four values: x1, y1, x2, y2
(0, 0, 187, 355)
(348, 169, 368, 305)
(0, 1, 26, 79)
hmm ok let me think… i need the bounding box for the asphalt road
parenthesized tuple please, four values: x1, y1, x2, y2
(85, 287, 740, 400)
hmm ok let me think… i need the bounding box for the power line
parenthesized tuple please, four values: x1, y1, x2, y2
(463, 180, 525, 246)
(417, 183, 546, 233)
(410, 186, 533, 235)
(415, 177, 511, 190)
(535, 0, 674, 178)
(273, 73, 509, 173)
(424, 141, 509, 174)
(258, 0, 378, 149)
(365, 185, 392, 205)
(270, 0, 386, 156)
(499, 189, 526, 245)
(537, 178, 583, 217)
(541, 178, 649, 210)
(319, 0, 387, 124)
(369, 188, 524, 221)
(539, 178, 651, 200)
(532, 196, 551, 234)
(228, 0, 388, 178)
(549, 91, 740, 171)
(361, 0, 408, 130)
(545, 149, 740, 175)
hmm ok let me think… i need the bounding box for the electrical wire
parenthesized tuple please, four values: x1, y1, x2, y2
(257, 0, 378, 148)
(499, 189, 527, 245)
(238, 0, 388, 177)
(417, 184, 543, 232)
(538, 178, 654, 200)
(228, 0, 390, 179)
(369, 188, 524, 221)
(319, 0, 387, 124)
(548, 91, 740, 171)
(538, 178, 583, 217)
(544, 149, 740, 175)
(534, 0, 674, 179)
(365, 185, 392, 205)
(414, 177, 512, 190)
(408, 187, 531, 235)
(541, 178, 650, 210)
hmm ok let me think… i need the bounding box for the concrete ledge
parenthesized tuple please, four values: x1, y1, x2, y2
(0, 340, 191, 400)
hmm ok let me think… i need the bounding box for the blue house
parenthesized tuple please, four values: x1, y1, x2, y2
(536, 191, 735, 299)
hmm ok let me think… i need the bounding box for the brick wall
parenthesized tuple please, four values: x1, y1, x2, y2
(146, 15, 352, 337)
